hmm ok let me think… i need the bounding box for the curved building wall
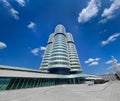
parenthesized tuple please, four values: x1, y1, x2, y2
(48, 32, 70, 73)
(67, 33, 82, 73)
(55, 24, 66, 34)
(40, 34, 53, 71)
(40, 24, 82, 74)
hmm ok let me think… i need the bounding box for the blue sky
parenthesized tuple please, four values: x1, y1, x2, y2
(0, 0, 120, 75)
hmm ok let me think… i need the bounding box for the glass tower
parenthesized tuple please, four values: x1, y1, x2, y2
(40, 24, 82, 74)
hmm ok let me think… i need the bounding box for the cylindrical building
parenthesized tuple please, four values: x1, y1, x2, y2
(48, 25, 70, 74)
(40, 24, 82, 74)
(40, 33, 53, 72)
(67, 33, 82, 73)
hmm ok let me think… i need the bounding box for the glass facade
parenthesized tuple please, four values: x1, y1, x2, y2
(0, 77, 85, 91)
(40, 24, 82, 74)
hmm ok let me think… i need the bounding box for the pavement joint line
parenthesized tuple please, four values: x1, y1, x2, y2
(59, 82, 112, 93)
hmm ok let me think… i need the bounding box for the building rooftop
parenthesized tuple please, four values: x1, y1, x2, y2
(0, 65, 100, 79)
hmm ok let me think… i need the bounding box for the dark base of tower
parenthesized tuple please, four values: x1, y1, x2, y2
(70, 71, 82, 74)
(48, 67, 70, 74)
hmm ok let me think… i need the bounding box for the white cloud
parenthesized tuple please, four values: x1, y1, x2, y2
(1, 0, 9, 7)
(105, 56, 118, 65)
(15, 0, 29, 6)
(40, 46, 46, 51)
(15, 0, 26, 7)
(85, 58, 100, 64)
(31, 46, 46, 56)
(85, 58, 94, 64)
(95, 58, 101, 61)
(1, 0, 19, 20)
(85, 57, 100, 66)
(27, 21, 36, 30)
(105, 60, 113, 64)
(31, 48, 39, 56)
(101, 33, 120, 45)
(10, 8, 19, 20)
(78, 0, 101, 23)
(89, 61, 99, 66)
(100, 0, 120, 23)
(0, 42, 7, 49)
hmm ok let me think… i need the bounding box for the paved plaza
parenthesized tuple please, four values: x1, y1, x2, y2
(0, 81, 120, 101)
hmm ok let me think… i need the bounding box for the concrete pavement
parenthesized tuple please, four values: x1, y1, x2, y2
(0, 81, 120, 101)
